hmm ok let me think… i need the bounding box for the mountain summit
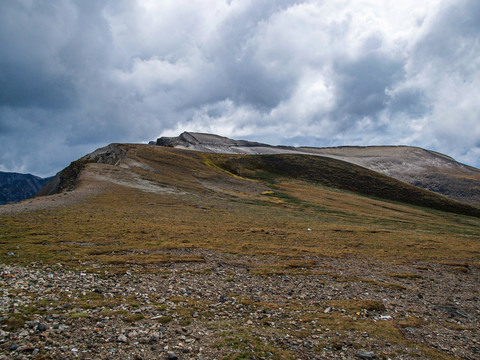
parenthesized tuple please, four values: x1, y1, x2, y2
(155, 132, 480, 205)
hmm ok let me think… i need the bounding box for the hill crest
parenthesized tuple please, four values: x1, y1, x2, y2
(17, 142, 477, 218)
(155, 132, 480, 205)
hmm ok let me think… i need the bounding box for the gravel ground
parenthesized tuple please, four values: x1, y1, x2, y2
(1, 250, 479, 360)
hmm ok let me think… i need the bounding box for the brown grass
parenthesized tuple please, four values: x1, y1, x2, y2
(1, 145, 479, 271)
(327, 299, 386, 313)
(387, 272, 423, 280)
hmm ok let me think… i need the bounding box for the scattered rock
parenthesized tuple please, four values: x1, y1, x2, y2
(0, 253, 478, 360)
(433, 305, 470, 318)
(37, 323, 48, 332)
(166, 351, 178, 360)
(356, 350, 376, 359)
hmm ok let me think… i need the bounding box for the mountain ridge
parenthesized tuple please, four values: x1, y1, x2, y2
(24, 142, 479, 218)
(0, 171, 52, 205)
(155, 132, 480, 205)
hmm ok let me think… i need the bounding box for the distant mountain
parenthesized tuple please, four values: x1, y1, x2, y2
(156, 132, 480, 205)
(0, 171, 52, 204)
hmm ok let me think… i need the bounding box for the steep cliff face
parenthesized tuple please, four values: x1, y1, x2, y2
(0, 171, 52, 204)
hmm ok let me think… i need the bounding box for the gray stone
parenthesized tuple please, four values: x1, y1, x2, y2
(434, 305, 470, 318)
(166, 351, 178, 360)
(356, 350, 376, 359)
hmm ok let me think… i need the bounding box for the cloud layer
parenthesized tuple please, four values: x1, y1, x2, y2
(1, 0, 480, 176)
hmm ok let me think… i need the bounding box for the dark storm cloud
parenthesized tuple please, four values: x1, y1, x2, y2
(207, 1, 300, 110)
(224, 59, 295, 110)
(0, 62, 75, 108)
(386, 88, 431, 118)
(0, 1, 77, 109)
(1, 0, 480, 177)
(332, 54, 406, 127)
(0, 0, 118, 176)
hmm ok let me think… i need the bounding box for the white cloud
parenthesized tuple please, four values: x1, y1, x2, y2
(113, 56, 193, 91)
(1, 0, 480, 176)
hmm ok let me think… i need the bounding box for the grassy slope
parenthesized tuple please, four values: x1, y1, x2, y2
(1, 144, 479, 269)
(212, 153, 480, 217)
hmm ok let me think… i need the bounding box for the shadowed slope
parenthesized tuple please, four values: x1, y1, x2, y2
(212, 153, 480, 218)
(300, 146, 480, 205)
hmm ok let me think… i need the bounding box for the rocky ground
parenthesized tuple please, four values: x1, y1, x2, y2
(1, 250, 479, 360)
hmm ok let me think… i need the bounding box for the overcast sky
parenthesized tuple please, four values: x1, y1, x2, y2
(1, 0, 480, 176)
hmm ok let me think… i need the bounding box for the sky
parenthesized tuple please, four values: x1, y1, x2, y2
(1, 0, 480, 177)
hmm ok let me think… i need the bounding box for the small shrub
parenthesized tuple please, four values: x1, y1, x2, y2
(154, 316, 172, 324)
(67, 312, 89, 319)
(387, 273, 422, 279)
(125, 313, 144, 323)
(3, 314, 25, 331)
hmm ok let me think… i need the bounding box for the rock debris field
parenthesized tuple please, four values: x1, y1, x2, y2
(1, 250, 479, 360)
